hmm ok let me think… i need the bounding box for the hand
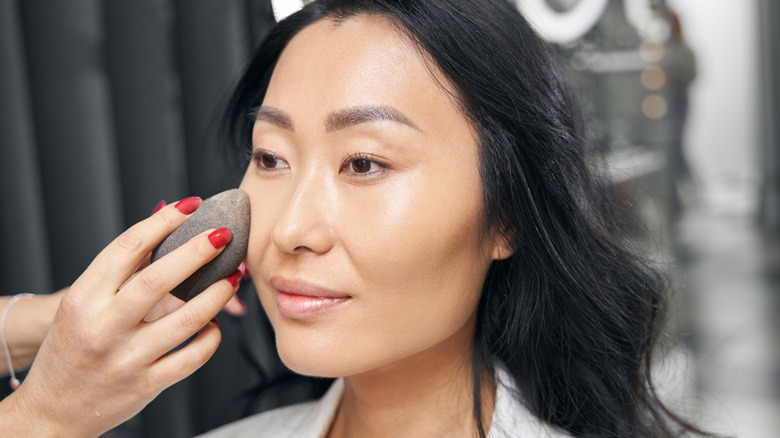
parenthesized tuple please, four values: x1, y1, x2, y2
(0, 198, 241, 437)
(222, 294, 248, 316)
(144, 262, 248, 322)
(143, 201, 248, 321)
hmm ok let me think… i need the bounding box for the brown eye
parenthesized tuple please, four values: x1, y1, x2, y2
(351, 158, 371, 173)
(261, 154, 278, 168)
(253, 151, 289, 171)
(341, 153, 386, 177)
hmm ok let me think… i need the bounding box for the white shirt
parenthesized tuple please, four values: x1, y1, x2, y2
(199, 366, 568, 437)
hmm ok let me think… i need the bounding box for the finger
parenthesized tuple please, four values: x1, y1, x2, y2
(222, 295, 247, 317)
(72, 197, 202, 297)
(238, 262, 250, 279)
(151, 200, 166, 215)
(147, 320, 221, 390)
(115, 253, 151, 293)
(136, 252, 152, 272)
(143, 294, 185, 322)
(112, 228, 233, 326)
(136, 272, 239, 360)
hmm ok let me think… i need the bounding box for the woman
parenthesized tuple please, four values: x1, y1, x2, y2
(1, 0, 703, 436)
(206, 0, 701, 436)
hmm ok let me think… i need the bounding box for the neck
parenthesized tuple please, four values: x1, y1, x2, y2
(326, 315, 496, 438)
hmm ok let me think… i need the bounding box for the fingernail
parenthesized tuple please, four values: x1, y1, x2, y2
(210, 317, 219, 327)
(238, 262, 250, 278)
(208, 227, 232, 248)
(227, 269, 241, 287)
(151, 200, 166, 216)
(175, 196, 202, 215)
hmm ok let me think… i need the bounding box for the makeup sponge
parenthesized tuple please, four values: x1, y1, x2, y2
(151, 189, 250, 302)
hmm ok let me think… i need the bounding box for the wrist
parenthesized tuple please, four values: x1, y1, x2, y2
(4, 293, 60, 371)
(0, 386, 64, 437)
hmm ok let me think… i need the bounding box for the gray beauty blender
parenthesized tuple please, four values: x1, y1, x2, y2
(151, 189, 250, 301)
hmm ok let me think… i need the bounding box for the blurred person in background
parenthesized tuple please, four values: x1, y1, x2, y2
(662, 7, 698, 215)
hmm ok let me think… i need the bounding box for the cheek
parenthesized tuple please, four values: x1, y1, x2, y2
(331, 195, 489, 376)
(348, 157, 489, 284)
(238, 169, 287, 280)
(342, 166, 491, 328)
(240, 173, 288, 334)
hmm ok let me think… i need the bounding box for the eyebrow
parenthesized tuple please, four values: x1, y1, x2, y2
(325, 104, 421, 132)
(253, 104, 421, 133)
(254, 106, 295, 131)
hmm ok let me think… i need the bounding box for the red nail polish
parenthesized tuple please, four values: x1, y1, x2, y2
(210, 317, 219, 327)
(227, 270, 241, 287)
(208, 228, 232, 248)
(151, 200, 166, 216)
(175, 197, 202, 215)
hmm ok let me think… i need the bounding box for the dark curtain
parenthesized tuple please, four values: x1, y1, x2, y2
(760, 0, 780, 237)
(0, 0, 307, 436)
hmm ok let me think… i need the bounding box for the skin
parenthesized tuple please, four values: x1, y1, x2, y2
(0, 200, 239, 437)
(0, 289, 245, 378)
(0, 291, 64, 375)
(0, 217, 246, 377)
(240, 15, 511, 437)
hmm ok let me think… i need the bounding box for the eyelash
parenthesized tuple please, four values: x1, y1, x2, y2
(250, 149, 388, 177)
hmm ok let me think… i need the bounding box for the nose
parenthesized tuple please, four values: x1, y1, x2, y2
(271, 170, 336, 255)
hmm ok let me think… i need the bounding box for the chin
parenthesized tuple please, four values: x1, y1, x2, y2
(274, 331, 394, 379)
(272, 326, 345, 378)
(276, 343, 350, 378)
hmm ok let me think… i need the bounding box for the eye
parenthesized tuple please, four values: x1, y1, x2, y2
(341, 153, 386, 176)
(252, 150, 289, 171)
(261, 154, 280, 168)
(351, 158, 373, 173)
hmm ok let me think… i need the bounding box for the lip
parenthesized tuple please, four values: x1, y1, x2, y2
(270, 277, 351, 318)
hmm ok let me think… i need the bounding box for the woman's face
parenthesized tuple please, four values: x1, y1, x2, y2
(240, 15, 508, 377)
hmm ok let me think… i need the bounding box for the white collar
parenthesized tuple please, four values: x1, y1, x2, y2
(312, 365, 566, 437)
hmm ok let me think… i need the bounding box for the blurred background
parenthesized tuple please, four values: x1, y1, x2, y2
(0, 0, 778, 436)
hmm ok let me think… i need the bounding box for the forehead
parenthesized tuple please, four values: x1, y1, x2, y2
(261, 14, 468, 134)
(291, 14, 416, 61)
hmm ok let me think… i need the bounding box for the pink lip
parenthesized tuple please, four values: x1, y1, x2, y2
(271, 277, 351, 318)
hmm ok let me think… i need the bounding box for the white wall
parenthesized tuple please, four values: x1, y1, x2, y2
(667, 0, 762, 213)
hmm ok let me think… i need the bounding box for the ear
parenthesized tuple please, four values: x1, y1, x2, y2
(490, 234, 515, 261)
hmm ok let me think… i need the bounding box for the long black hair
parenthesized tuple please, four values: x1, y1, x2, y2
(225, 1, 705, 436)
